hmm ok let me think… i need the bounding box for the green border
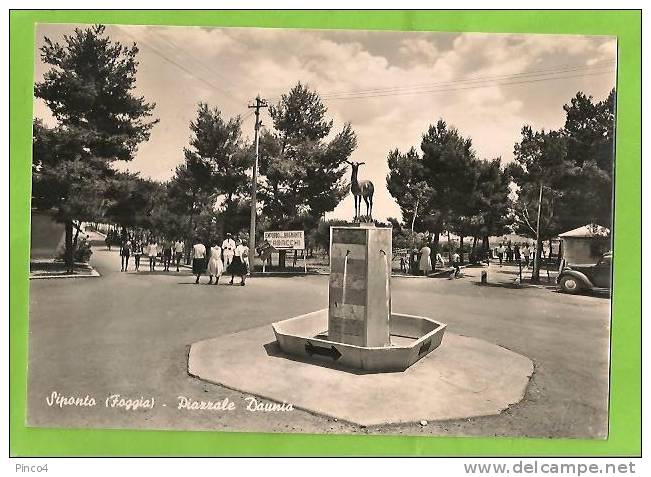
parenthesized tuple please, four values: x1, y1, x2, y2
(10, 10, 641, 456)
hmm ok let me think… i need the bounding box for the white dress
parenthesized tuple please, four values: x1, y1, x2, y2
(207, 246, 224, 276)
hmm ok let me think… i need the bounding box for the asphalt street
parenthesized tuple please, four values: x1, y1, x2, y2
(27, 237, 611, 438)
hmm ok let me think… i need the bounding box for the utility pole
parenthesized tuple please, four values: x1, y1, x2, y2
(532, 182, 544, 282)
(248, 95, 268, 272)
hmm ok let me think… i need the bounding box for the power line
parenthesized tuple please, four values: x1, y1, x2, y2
(115, 26, 247, 109)
(147, 29, 240, 93)
(321, 62, 616, 99)
(320, 69, 615, 101)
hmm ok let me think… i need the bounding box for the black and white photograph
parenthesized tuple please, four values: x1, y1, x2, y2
(28, 23, 616, 438)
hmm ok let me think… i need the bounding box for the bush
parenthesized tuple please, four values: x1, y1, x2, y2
(56, 239, 93, 263)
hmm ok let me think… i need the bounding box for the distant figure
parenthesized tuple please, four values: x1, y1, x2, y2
(132, 239, 143, 272)
(452, 251, 461, 279)
(497, 243, 505, 266)
(222, 233, 236, 270)
(228, 239, 249, 286)
(147, 239, 158, 271)
(120, 239, 132, 272)
(174, 239, 184, 272)
(409, 248, 419, 275)
(514, 244, 521, 263)
(419, 244, 432, 276)
(206, 242, 224, 285)
(399, 256, 406, 273)
(163, 239, 173, 272)
(192, 239, 207, 284)
(522, 244, 531, 268)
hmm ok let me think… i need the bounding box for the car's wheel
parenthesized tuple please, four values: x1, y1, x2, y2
(559, 276, 582, 294)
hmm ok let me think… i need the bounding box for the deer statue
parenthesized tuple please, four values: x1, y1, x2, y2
(345, 160, 375, 220)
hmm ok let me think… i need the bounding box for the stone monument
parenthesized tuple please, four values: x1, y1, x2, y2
(272, 223, 446, 372)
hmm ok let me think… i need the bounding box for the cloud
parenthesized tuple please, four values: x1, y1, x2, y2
(33, 24, 617, 221)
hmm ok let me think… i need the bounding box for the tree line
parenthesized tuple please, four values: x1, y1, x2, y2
(386, 89, 615, 280)
(32, 25, 615, 279)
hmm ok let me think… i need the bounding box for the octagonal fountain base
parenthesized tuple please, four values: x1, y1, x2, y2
(272, 309, 446, 373)
(188, 321, 533, 426)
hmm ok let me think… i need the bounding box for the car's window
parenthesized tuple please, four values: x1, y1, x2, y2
(598, 256, 612, 267)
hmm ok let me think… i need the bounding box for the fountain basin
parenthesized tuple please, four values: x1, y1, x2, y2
(272, 309, 446, 373)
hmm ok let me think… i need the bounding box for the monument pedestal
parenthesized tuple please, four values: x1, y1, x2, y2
(328, 226, 392, 347)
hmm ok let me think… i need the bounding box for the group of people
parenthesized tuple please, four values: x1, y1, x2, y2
(400, 245, 462, 278)
(118, 236, 185, 272)
(190, 233, 249, 286)
(116, 232, 250, 285)
(493, 242, 549, 267)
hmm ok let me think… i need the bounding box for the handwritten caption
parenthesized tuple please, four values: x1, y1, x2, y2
(45, 391, 294, 412)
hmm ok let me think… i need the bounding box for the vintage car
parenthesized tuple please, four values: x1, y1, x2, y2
(557, 251, 612, 294)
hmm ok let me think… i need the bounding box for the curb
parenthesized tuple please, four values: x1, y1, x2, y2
(30, 267, 101, 280)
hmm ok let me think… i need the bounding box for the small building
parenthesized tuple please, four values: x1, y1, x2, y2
(558, 224, 611, 265)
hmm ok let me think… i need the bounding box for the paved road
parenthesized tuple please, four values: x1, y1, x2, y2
(27, 238, 610, 438)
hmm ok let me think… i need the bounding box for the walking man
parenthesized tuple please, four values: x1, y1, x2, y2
(522, 243, 531, 268)
(497, 243, 505, 267)
(163, 239, 173, 272)
(222, 233, 236, 270)
(147, 239, 158, 271)
(174, 238, 184, 272)
(120, 238, 132, 272)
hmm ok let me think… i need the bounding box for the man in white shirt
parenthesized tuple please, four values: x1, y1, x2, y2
(174, 239, 184, 272)
(147, 240, 158, 271)
(497, 243, 506, 266)
(192, 239, 207, 284)
(222, 233, 236, 269)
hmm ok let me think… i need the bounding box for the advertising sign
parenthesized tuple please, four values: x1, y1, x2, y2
(263, 230, 305, 250)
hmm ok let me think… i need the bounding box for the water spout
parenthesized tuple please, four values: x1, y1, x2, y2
(379, 250, 392, 323)
(342, 250, 351, 305)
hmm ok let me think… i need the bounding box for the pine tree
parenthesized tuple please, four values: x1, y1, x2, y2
(259, 83, 357, 266)
(33, 24, 157, 271)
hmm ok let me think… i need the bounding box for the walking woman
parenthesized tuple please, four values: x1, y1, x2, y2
(419, 244, 432, 276)
(228, 239, 249, 286)
(206, 241, 224, 285)
(192, 238, 207, 284)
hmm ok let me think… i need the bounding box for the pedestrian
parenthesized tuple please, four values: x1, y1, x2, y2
(522, 244, 531, 268)
(419, 244, 432, 276)
(147, 239, 158, 271)
(174, 238, 184, 272)
(222, 233, 236, 270)
(399, 255, 406, 273)
(506, 244, 513, 262)
(163, 239, 173, 272)
(228, 238, 249, 286)
(192, 238, 207, 284)
(451, 251, 461, 279)
(435, 252, 446, 268)
(120, 238, 132, 272)
(514, 244, 521, 263)
(132, 238, 143, 272)
(497, 243, 505, 266)
(105, 233, 112, 251)
(206, 241, 224, 285)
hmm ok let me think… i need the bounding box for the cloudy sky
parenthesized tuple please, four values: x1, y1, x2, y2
(33, 24, 617, 221)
